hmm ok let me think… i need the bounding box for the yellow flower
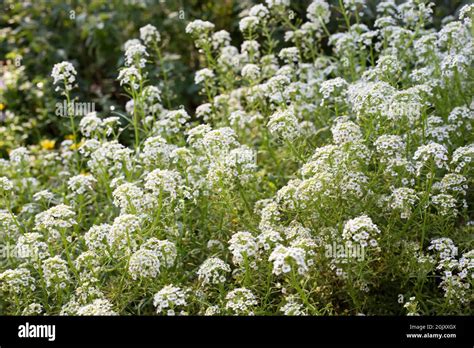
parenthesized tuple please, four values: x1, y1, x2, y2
(40, 139, 56, 150)
(0, 103, 5, 111)
(70, 138, 85, 150)
(65, 134, 76, 141)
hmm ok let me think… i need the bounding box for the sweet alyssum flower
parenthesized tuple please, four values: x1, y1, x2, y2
(228, 231, 258, 266)
(0, 267, 36, 294)
(225, 288, 258, 315)
(194, 68, 215, 85)
(307, 0, 331, 25)
(67, 174, 97, 195)
(117, 67, 142, 90)
(140, 238, 177, 268)
(9, 147, 30, 165)
(153, 285, 188, 315)
(431, 194, 458, 217)
(211, 30, 231, 50)
(128, 248, 161, 280)
(239, 16, 260, 33)
(2, 0, 473, 317)
(280, 295, 308, 316)
(108, 214, 141, 251)
(241, 64, 261, 81)
(387, 187, 418, 219)
(0, 176, 13, 192)
(144, 169, 184, 201)
(269, 245, 309, 276)
(42, 255, 70, 290)
(185, 20, 215, 38)
(140, 24, 160, 45)
(249, 4, 270, 19)
(76, 299, 117, 315)
(15, 232, 48, 261)
(0, 210, 20, 238)
(124, 41, 148, 68)
(413, 142, 449, 174)
(265, 0, 290, 10)
(197, 257, 231, 285)
(451, 144, 473, 173)
(267, 108, 301, 141)
(22, 303, 43, 316)
(34, 204, 76, 240)
(112, 182, 145, 213)
(84, 224, 110, 253)
(331, 118, 362, 145)
(342, 215, 380, 249)
(51, 61, 77, 93)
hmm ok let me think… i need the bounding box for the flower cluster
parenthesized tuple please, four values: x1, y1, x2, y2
(225, 288, 258, 315)
(1, 1, 473, 316)
(153, 285, 188, 316)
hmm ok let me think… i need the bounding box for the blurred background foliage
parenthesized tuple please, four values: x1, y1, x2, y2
(0, 0, 469, 153)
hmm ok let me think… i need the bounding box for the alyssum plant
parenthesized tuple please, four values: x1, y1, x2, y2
(0, 0, 473, 316)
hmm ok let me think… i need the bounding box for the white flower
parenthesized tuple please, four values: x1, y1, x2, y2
(112, 182, 144, 213)
(228, 231, 258, 266)
(42, 256, 70, 290)
(34, 204, 76, 240)
(141, 238, 177, 268)
(451, 144, 473, 173)
(0, 268, 36, 294)
(0, 176, 13, 192)
(280, 295, 308, 315)
(241, 64, 261, 81)
(9, 147, 30, 164)
(185, 20, 215, 37)
(431, 194, 458, 216)
(225, 288, 258, 315)
(67, 174, 97, 195)
(239, 16, 259, 33)
(388, 187, 418, 219)
(197, 257, 231, 285)
(85, 224, 110, 253)
(51, 61, 77, 93)
(269, 245, 309, 276)
(22, 303, 43, 316)
(153, 285, 188, 315)
(413, 142, 449, 174)
(140, 24, 161, 45)
(128, 249, 161, 280)
(108, 214, 141, 252)
(194, 68, 215, 85)
(212, 30, 231, 49)
(144, 169, 183, 201)
(342, 215, 380, 249)
(79, 112, 102, 137)
(15, 233, 48, 261)
(279, 47, 300, 64)
(331, 119, 362, 144)
(249, 4, 270, 19)
(265, 0, 290, 9)
(117, 67, 142, 90)
(124, 42, 148, 68)
(76, 299, 117, 316)
(267, 108, 301, 141)
(307, 0, 331, 24)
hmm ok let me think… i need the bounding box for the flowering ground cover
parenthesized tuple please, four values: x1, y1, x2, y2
(0, 0, 473, 316)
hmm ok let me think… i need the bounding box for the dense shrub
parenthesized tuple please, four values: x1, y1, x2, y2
(0, 0, 472, 316)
